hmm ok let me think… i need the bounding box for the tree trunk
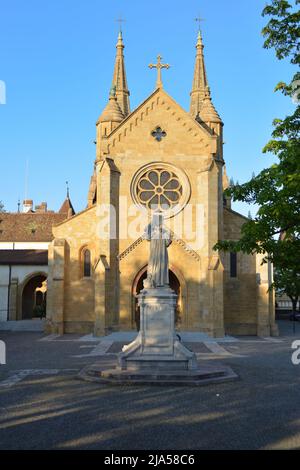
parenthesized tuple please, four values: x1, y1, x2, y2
(290, 297, 298, 317)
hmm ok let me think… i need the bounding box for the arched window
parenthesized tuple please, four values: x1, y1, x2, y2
(83, 249, 91, 277)
(230, 252, 237, 278)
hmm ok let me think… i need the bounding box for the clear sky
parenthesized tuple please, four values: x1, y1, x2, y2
(0, 0, 295, 216)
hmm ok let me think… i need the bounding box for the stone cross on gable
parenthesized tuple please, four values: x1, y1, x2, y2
(149, 55, 170, 89)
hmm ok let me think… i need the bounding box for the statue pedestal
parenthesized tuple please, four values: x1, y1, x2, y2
(79, 285, 238, 385)
(118, 287, 197, 371)
(79, 213, 238, 385)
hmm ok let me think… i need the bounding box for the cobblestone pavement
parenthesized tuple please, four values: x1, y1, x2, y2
(0, 321, 299, 450)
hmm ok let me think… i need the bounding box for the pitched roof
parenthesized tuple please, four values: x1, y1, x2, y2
(0, 249, 48, 265)
(59, 197, 75, 216)
(0, 212, 66, 242)
(224, 206, 249, 221)
(105, 87, 214, 142)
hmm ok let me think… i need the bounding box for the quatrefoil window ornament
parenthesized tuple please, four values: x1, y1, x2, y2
(151, 126, 167, 142)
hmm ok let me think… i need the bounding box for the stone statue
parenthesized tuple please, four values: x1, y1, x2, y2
(116, 211, 199, 374)
(143, 213, 172, 288)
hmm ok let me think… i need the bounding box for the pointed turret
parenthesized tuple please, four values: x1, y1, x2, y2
(99, 85, 124, 124)
(199, 87, 222, 125)
(112, 31, 130, 117)
(95, 85, 124, 158)
(190, 31, 207, 118)
(190, 31, 222, 127)
(59, 196, 75, 218)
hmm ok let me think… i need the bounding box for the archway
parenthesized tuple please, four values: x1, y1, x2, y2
(132, 267, 182, 331)
(22, 274, 47, 319)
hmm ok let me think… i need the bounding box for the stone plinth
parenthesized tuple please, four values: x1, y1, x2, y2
(79, 287, 237, 385)
(79, 362, 238, 386)
(78, 286, 238, 386)
(118, 287, 197, 371)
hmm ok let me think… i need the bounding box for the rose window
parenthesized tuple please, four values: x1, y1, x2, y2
(131, 163, 191, 218)
(136, 168, 183, 211)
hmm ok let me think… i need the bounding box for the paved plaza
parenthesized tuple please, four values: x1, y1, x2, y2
(0, 321, 299, 450)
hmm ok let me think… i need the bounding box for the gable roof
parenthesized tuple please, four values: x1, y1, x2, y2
(224, 206, 249, 222)
(52, 204, 96, 228)
(113, 88, 213, 137)
(98, 87, 217, 157)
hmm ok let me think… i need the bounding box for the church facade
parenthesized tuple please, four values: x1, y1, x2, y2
(46, 31, 278, 337)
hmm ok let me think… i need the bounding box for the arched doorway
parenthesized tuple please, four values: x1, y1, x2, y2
(132, 267, 182, 331)
(22, 274, 47, 319)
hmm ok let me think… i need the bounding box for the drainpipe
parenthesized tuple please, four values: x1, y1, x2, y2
(7, 242, 15, 321)
(7, 264, 11, 321)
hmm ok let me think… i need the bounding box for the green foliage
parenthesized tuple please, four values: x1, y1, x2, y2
(215, 0, 300, 302)
(274, 263, 300, 307)
(262, 0, 300, 119)
(0, 201, 5, 212)
(262, 0, 300, 63)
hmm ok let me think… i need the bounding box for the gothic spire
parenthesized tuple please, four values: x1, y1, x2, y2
(190, 30, 208, 118)
(112, 31, 130, 117)
(190, 30, 222, 125)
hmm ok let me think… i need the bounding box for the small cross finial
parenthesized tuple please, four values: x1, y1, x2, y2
(66, 181, 70, 199)
(195, 15, 205, 32)
(116, 16, 125, 32)
(149, 55, 170, 89)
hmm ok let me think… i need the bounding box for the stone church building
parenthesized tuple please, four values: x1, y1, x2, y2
(46, 31, 278, 337)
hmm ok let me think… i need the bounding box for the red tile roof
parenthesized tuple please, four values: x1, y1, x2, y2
(0, 213, 66, 242)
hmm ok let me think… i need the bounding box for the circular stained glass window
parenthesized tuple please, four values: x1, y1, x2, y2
(131, 163, 191, 218)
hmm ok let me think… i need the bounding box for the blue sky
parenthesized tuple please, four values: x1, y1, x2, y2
(0, 0, 295, 216)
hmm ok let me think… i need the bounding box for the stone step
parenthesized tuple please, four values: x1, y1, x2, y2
(0, 320, 45, 332)
(79, 363, 238, 386)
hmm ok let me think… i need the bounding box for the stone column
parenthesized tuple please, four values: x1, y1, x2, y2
(46, 238, 66, 335)
(8, 277, 18, 321)
(96, 158, 120, 332)
(256, 254, 278, 336)
(208, 256, 225, 337)
(197, 157, 225, 337)
(94, 255, 110, 336)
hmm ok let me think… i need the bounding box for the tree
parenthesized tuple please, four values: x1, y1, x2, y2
(215, 1, 300, 303)
(274, 263, 300, 315)
(0, 201, 5, 212)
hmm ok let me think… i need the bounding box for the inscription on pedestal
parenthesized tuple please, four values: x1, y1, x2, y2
(143, 302, 173, 353)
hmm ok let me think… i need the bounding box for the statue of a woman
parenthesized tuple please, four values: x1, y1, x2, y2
(143, 213, 172, 288)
